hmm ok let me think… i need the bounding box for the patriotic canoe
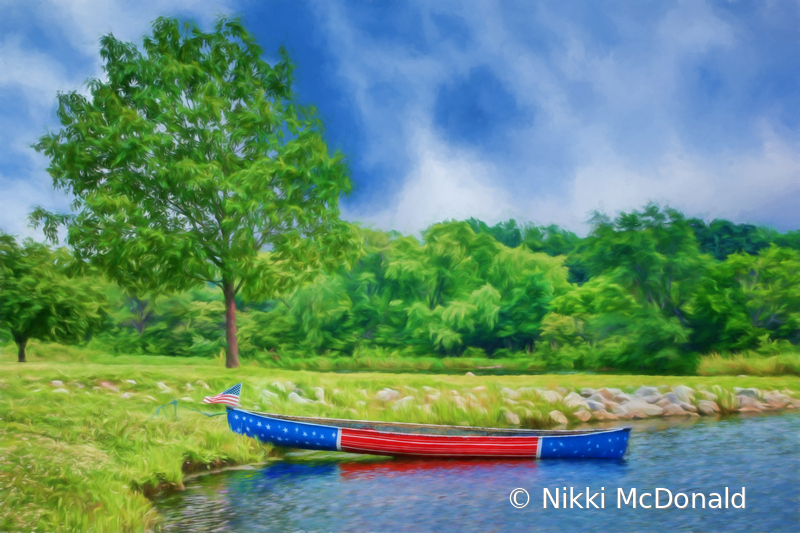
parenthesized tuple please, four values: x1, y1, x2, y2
(226, 407, 631, 459)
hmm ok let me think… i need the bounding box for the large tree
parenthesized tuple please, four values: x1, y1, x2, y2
(32, 17, 353, 367)
(0, 235, 106, 362)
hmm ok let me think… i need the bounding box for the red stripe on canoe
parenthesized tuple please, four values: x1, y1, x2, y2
(340, 428, 539, 457)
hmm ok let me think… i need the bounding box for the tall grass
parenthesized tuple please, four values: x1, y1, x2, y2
(698, 353, 800, 377)
(2, 352, 798, 531)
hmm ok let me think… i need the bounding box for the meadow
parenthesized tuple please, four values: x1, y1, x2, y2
(2, 344, 799, 532)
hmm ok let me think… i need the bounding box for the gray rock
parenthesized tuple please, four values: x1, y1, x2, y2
(51, 380, 64, 387)
(623, 400, 665, 417)
(539, 390, 562, 403)
(573, 409, 592, 422)
(549, 410, 568, 425)
(580, 387, 597, 398)
(596, 388, 617, 400)
(52, 388, 69, 394)
(592, 409, 618, 421)
(737, 395, 765, 412)
(588, 393, 606, 403)
(465, 372, 475, 377)
(392, 396, 415, 410)
(556, 387, 569, 396)
(613, 393, 632, 403)
(699, 390, 718, 401)
(563, 392, 586, 408)
(697, 400, 719, 415)
(288, 392, 313, 404)
(662, 403, 689, 416)
(635, 386, 659, 397)
(642, 394, 663, 404)
(663, 392, 681, 404)
(313, 387, 325, 402)
(374, 388, 401, 402)
(501, 387, 521, 399)
(261, 389, 279, 401)
(733, 387, 761, 399)
(672, 385, 695, 402)
(502, 409, 520, 425)
(585, 400, 606, 411)
(762, 391, 790, 409)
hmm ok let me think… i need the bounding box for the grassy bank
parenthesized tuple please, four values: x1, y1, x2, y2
(1, 352, 799, 531)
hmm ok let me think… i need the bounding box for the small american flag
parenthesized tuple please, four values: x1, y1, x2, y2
(203, 383, 242, 406)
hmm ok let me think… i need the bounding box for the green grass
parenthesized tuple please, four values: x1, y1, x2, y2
(1, 346, 799, 531)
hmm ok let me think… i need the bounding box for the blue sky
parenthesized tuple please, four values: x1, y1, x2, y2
(1, 0, 798, 238)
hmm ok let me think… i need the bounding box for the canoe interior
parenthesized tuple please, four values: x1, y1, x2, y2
(235, 408, 630, 437)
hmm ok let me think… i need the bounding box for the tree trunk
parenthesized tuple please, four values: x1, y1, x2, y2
(17, 338, 27, 363)
(223, 283, 240, 368)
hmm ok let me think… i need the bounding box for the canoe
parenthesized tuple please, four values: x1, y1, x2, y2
(226, 407, 631, 459)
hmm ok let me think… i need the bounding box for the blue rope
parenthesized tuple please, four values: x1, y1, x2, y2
(148, 399, 227, 421)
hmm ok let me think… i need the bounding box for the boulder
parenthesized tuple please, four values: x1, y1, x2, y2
(563, 392, 586, 408)
(288, 392, 313, 404)
(733, 387, 761, 399)
(592, 409, 618, 421)
(503, 398, 519, 406)
(312, 387, 325, 402)
(642, 394, 663, 404)
(392, 396, 415, 410)
(663, 392, 681, 404)
(539, 390, 562, 403)
(502, 409, 520, 425)
(261, 389, 279, 402)
(374, 388, 401, 402)
(271, 381, 287, 393)
(520, 400, 536, 408)
(100, 381, 120, 393)
(697, 400, 719, 415)
(549, 410, 568, 425)
(556, 387, 569, 396)
(699, 390, 718, 401)
(119, 392, 133, 399)
(52, 388, 69, 394)
(465, 372, 475, 377)
(611, 405, 635, 419)
(426, 393, 441, 403)
(737, 395, 765, 412)
(596, 388, 617, 400)
(51, 380, 64, 387)
(635, 385, 659, 397)
(453, 396, 467, 409)
(500, 387, 521, 399)
(662, 404, 689, 416)
(573, 409, 592, 422)
(580, 387, 597, 398)
(762, 391, 790, 409)
(623, 400, 664, 418)
(612, 393, 632, 403)
(672, 385, 695, 402)
(588, 393, 606, 403)
(656, 398, 672, 408)
(585, 400, 606, 411)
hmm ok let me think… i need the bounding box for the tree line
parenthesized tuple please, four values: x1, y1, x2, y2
(3, 206, 799, 373)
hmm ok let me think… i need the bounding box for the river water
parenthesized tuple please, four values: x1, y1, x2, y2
(155, 413, 799, 532)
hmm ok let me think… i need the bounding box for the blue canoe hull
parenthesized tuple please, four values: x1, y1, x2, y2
(227, 408, 631, 459)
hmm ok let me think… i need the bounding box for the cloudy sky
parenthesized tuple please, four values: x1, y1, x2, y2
(1, 0, 798, 238)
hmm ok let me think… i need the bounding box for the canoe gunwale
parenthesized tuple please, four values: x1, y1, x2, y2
(228, 407, 631, 438)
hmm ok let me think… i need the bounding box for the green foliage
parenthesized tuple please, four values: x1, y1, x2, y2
(0, 234, 107, 362)
(31, 16, 353, 368)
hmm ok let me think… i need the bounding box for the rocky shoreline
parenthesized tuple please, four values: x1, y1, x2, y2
(269, 379, 800, 428)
